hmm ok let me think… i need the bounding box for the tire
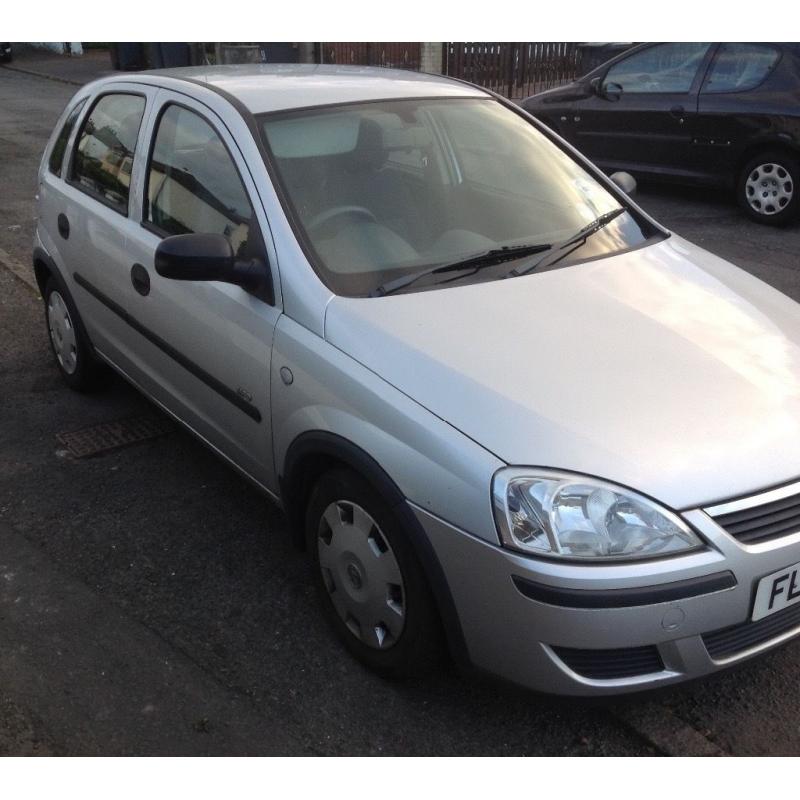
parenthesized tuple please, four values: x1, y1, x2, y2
(306, 468, 444, 678)
(737, 151, 799, 226)
(43, 275, 107, 391)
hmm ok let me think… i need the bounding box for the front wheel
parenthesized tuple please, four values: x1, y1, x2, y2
(737, 152, 799, 225)
(306, 468, 444, 678)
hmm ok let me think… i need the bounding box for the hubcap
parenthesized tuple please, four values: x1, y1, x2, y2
(745, 162, 794, 216)
(317, 501, 406, 650)
(47, 290, 78, 375)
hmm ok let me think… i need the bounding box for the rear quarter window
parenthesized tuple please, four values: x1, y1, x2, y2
(48, 98, 87, 177)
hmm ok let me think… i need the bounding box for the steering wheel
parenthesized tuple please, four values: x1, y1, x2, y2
(308, 205, 378, 233)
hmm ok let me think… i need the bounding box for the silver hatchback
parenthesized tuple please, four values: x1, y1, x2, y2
(34, 65, 800, 695)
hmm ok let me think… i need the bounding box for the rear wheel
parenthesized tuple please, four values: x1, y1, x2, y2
(43, 275, 107, 391)
(306, 468, 444, 677)
(737, 152, 799, 225)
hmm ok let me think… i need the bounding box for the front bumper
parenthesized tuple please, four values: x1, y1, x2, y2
(413, 494, 800, 695)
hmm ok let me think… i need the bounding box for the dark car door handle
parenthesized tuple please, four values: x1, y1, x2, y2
(57, 213, 70, 240)
(130, 263, 150, 296)
(669, 105, 686, 122)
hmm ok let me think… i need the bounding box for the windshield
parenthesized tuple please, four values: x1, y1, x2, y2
(260, 97, 657, 297)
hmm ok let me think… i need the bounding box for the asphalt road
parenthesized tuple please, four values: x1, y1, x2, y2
(1, 65, 800, 756)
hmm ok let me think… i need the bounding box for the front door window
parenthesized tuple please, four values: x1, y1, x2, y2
(603, 43, 712, 94)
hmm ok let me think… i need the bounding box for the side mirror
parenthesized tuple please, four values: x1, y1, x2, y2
(154, 233, 267, 291)
(590, 76, 622, 102)
(609, 171, 637, 196)
(602, 81, 623, 102)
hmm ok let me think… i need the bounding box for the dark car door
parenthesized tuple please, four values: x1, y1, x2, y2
(693, 43, 786, 184)
(571, 42, 714, 177)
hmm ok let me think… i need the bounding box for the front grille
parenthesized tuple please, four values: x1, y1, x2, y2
(709, 489, 800, 545)
(703, 602, 800, 660)
(552, 645, 664, 679)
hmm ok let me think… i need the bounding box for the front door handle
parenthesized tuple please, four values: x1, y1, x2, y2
(669, 105, 686, 123)
(130, 263, 150, 296)
(57, 213, 70, 240)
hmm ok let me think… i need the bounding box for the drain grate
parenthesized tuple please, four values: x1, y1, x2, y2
(56, 413, 173, 458)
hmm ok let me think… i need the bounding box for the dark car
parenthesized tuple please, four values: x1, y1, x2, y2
(522, 42, 800, 225)
(0, 43, 11, 63)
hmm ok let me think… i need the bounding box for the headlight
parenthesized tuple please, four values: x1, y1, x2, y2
(492, 469, 702, 560)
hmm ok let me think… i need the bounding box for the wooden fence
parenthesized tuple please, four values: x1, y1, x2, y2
(442, 42, 582, 98)
(318, 43, 421, 70)
(315, 42, 584, 99)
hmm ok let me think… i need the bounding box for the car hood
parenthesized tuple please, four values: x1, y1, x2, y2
(325, 237, 800, 510)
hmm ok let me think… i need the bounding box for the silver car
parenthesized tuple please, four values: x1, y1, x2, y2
(34, 65, 800, 695)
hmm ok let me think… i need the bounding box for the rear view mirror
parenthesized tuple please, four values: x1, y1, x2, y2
(155, 233, 267, 292)
(610, 171, 637, 196)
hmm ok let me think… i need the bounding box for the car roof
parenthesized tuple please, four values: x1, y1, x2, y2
(136, 64, 488, 114)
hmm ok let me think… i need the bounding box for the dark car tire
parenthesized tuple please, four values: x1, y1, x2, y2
(305, 468, 444, 678)
(737, 151, 799, 226)
(43, 275, 107, 392)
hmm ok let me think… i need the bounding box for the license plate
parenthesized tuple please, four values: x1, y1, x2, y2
(753, 562, 800, 621)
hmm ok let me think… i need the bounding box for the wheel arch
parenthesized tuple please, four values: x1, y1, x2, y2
(281, 430, 405, 547)
(32, 246, 60, 296)
(280, 430, 471, 667)
(736, 138, 800, 178)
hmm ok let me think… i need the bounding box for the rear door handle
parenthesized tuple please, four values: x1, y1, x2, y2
(57, 213, 70, 240)
(130, 263, 150, 296)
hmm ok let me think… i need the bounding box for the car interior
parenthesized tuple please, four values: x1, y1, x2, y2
(265, 101, 601, 277)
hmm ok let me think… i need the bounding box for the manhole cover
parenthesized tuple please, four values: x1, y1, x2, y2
(56, 414, 173, 458)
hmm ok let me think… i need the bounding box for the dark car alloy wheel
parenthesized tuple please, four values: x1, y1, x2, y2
(738, 152, 799, 225)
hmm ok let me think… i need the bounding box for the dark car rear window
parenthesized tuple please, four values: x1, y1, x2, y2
(704, 44, 781, 94)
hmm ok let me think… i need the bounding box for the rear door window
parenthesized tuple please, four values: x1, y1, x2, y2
(604, 43, 712, 93)
(703, 44, 780, 93)
(48, 98, 87, 177)
(71, 93, 146, 213)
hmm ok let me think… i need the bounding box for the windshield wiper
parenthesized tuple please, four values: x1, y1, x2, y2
(370, 242, 551, 297)
(505, 207, 626, 280)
